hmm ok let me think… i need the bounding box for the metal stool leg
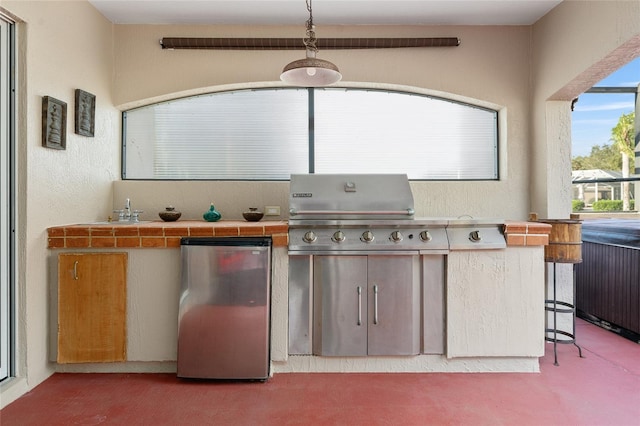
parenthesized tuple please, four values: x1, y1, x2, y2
(545, 262, 584, 366)
(553, 263, 558, 366)
(572, 264, 584, 358)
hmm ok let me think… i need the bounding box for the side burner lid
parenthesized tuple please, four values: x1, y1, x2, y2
(289, 174, 414, 220)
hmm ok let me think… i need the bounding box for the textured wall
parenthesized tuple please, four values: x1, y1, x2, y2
(529, 1, 640, 339)
(3, 0, 640, 407)
(530, 0, 640, 217)
(2, 0, 118, 408)
(112, 25, 532, 220)
(447, 248, 545, 358)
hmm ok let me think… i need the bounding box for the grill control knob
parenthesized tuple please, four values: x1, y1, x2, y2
(419, 230, 432, 242)
(303, 231, 317, 243)
(390, 231, 403, 243)
(469, 230, 482, 242)
(361, 230, 375, 243)
(332, 231, 346, 243)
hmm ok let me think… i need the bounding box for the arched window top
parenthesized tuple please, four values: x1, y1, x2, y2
(123, 87, 499, 180)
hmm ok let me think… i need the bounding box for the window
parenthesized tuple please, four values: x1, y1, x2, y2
(0, 13, 15, 382)
(571, 57, 640, 212)
(123, 88, 499, 181)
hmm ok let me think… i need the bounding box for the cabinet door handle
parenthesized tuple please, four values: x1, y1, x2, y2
(373, 285, 379, 325)
(73, 260, 79, 280)
(357, 286, 362, 326)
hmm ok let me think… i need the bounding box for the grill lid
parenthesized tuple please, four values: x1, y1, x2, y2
(289, 174, 414, 220)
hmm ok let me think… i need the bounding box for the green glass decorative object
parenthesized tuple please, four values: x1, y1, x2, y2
(203, 203, 221, 222)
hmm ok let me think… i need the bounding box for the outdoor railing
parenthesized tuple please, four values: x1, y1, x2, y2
(572, 176, 639, 212)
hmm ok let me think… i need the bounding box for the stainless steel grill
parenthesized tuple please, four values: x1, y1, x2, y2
(288, 174, 449, 252)
(289, 173, 414, 220)
(287, 174, 505, 358)
(288, 173, 506, 252)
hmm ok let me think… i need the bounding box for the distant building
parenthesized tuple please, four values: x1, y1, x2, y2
(572, 169, 627, 205)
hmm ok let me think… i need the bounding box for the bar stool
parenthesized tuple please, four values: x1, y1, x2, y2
(533, 215, 585, 366)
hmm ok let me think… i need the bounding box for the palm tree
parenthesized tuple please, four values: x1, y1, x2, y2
(610, 112, 635, 211)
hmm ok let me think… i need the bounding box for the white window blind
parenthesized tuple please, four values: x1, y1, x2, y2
(123, 88, 499, 180)
(314, 89, 498, 179)
(124, 89, 309, 180)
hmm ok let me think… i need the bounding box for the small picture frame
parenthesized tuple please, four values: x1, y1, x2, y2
(74, 89, 95, 137)
(42, 96, 67, 150)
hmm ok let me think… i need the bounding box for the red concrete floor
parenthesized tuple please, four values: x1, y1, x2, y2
(2, 319, 639, 426)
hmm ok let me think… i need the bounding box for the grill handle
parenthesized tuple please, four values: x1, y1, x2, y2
(373, 285, 379, 325)
(357, 286, 363, 326)
(289, 209, 415, 216)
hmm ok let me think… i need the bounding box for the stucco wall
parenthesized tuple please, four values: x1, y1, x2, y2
(113, 25, 528, 110)
(112, 24, 532, 220)
(1, 0, 118, 408)
(530, 0, 640, 218)
(528, 0, 640, 335)
(3, 0, 640, 409)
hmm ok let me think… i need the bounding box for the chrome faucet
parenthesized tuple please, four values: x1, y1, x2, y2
(124, 198, 131, 220)
(113, 198, 143, 222)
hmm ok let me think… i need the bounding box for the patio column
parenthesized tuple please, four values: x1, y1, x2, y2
(578, 184, 584, 202)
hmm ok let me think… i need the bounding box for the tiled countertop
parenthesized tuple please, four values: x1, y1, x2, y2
(503, 220, 552, 246)
(47, 220, 289, 249)
(48, 220, 549, 250)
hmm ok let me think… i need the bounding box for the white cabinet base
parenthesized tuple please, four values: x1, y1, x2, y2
(446, 247, 545, 358)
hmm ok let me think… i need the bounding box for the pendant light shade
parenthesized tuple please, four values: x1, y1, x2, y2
(281, 49, 342, 86)
(280, 0, 341, 86)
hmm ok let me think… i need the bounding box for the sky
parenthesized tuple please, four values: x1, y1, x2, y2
(571, 56, 640, 158)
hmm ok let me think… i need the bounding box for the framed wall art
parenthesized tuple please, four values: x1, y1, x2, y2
(75, 89, 95, 137)
(42, 96, 67, 150)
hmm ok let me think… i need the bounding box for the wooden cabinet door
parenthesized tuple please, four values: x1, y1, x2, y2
(57, 253, 127, 363)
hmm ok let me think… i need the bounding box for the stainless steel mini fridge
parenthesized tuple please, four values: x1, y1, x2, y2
(177, 237, 272, 380)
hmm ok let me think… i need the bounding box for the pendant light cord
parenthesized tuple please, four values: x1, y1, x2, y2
(303, 0, 318, 52)
(280, 0, 342, 86)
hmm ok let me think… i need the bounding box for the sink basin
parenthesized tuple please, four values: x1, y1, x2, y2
(83, 221, 153, 226)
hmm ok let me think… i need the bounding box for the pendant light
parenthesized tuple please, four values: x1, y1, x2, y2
(280, 0, 342, 86)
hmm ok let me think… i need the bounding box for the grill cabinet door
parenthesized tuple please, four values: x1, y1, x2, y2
(313, 256, 368, 356)
(367, 255, 421, 356)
